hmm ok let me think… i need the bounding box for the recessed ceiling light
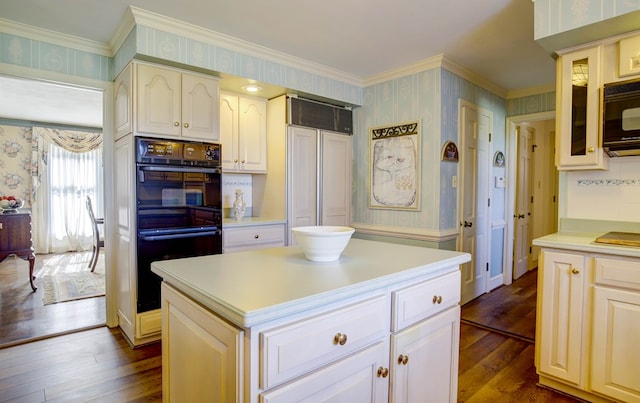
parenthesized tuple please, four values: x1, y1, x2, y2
(242, 84, 262, 93)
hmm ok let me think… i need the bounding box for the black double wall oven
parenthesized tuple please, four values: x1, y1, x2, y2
(136, 137, 222, 313)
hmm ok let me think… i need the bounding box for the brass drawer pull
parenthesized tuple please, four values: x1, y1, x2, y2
(398, 354, 409, 365)
(333, 332, 348, 346)
(377, 367, 389, 378)
(432, 295, 443, 304)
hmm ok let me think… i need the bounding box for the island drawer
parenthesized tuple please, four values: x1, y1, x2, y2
(391, 270, 460, 331)
(223, 224, 285, 253)
(260, 294, 388, 389)
(594, 257, 640, 291)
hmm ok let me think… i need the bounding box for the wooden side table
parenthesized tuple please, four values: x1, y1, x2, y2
(0, 212, 36, 291)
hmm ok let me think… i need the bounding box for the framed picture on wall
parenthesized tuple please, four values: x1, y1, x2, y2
(369, 120, 421, 210)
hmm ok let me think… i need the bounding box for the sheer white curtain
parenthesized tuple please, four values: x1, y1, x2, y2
(31, 128, 104, 254)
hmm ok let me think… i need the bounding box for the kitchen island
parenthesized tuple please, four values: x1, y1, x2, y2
(151, 238, 470, 402)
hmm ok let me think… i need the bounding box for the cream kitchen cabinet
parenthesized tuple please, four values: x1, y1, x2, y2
(136, 63, 220, 142)
(152, 239, 469, 402)
(161, 283, 243, 402)
(591, 257, 640, 402)
(114, 65, 132, 140)
(222, 223, 285, 253)
(219, 91, 267, 173)
(555, 45, 608, 170)
(536, 250, 589, 388)
(536, 245, 640, 402)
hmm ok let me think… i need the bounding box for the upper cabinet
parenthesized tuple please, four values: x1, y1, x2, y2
(555, 46, 609, 170)
(131, 63, 220, 142)
(219, 91, 267, 173)
(114, 65, 133, 140)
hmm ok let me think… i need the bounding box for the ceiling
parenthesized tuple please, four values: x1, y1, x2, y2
(0, 0, 557, 128)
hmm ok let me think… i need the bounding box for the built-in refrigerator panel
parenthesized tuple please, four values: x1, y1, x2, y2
(287, 125, 352, 245)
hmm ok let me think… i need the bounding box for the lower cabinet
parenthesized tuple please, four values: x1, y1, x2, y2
(261, 341, 389, 403)
(160, 268, 461, 402)
(536, 250, 587, 387)
(391, 306, 460, 402)
(222, 223, 285, 253)
(590, 257, 640, 402)
(161, 283, 244, 402)
(536, 249, 640, 402)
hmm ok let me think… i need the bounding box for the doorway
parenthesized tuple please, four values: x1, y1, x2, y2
(0, 74, 112, 347)
(506, 112, 558, 283)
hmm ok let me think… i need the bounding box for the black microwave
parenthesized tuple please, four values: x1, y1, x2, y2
(602, 79, 640, 157)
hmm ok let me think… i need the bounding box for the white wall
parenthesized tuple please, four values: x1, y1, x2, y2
(563, 157, 640, 223)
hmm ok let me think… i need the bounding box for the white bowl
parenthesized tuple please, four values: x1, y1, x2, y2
(291, 226, 355, 262)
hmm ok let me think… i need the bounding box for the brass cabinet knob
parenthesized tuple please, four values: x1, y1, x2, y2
(333, 332, 348, 346)
(587, 146, 595, 153)
(377, 367, 389, 378)
(183, 122, 190, 128)
(432, 295, 442, 304)
(571, 267, 580, 275)
(254, 234, 259, 239)
(398, 354, 409, 365)
(173, 121, 180, 127)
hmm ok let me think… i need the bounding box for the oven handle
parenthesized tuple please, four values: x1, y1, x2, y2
(140, 230, 221, 241)
(138, 164, 221, 174)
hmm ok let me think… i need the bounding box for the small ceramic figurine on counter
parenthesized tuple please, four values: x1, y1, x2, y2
(233, 189, 246, 220)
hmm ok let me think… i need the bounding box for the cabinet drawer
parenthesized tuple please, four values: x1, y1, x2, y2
(392, 270, 460, 331)
(594, 257, 640, 291)
(260, 294, 388, 389)
(223, 224, 284, 252)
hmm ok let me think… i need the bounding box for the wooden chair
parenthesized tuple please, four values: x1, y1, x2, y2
(86, 196, 104, 272)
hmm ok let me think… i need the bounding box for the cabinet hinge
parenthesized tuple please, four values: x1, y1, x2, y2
(529, 246, 532, 254)
(531, 196, 534, 203)
(488, 198, 490, 207)
(489, 132, 492, 142)
(486, 262, 489, 272)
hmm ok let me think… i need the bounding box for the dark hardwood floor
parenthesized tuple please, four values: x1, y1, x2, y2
(461, 268, 538, 342)
(0, 266, 577, 402)
(0, 327, 162, 402)
(0, 252, 106, 347)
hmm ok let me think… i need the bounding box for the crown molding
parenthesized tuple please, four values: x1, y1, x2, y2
(364, 54, 446, 86)
(440, 56, 507, 98)
(364, 53, 508, 98)
(0, 17, 112, 57)
(127, 6, 364, 87)
(109, 7, 136, 54)
(507, 83, 556, 99)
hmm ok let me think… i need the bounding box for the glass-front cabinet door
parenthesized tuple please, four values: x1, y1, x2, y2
(556, 46, 609, 170)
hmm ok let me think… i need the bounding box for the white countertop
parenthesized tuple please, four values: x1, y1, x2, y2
(151, 238, 470, 328)
(533, 231, 640, 258)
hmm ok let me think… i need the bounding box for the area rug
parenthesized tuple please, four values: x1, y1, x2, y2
(40, 251, 105, 305)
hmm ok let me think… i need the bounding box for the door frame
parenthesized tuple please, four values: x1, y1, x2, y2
(2, 65, 116, 327)
(505, 110, 555, 285)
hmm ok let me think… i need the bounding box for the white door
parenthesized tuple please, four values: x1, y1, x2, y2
(514, 125, 533, 279)
(459, 103, 482, 305)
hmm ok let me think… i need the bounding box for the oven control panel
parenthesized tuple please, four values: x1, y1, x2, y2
(136, 137, 221, 167)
